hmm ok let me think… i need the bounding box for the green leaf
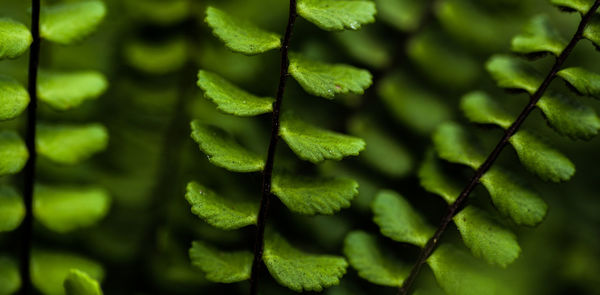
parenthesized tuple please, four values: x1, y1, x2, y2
(185, 181, 257, 230)
(32, 251, 104, 295)
(509, 131, 575, 182)
(418, 150, 462, 204)
(124, 0, 191, 25)
(511, 15, 566, 56)
(38, 71, 108, 111)
(280, 114, 365, 163)
(189, 241, 252, 283)
(374, 0, 426, 31)
(427, 245, 501, 295)
(0, 18, 32, 59)
(0, 130, 28, 176)
(271, 173, 357, 215)
(190, 121, 264, 172)
(36, 123, 108, 165)
(40, 0, 107, 45)
(557, 67, 600, 99)
(378, 73, 451, 134)
(480, 167, 547, 226)
(205, 6, 281, 55)
(0, 185, 25, 232)
(349, 117, 412, 177)
(64, 270, 103, 295)
(0, 256, 20, 295)
(124, 37, 188, 75)
(335, 29, 390, 69)
(537, 92, 600, 140)
(289, 53, 372, 99)
(372, 190, 434, 247)
(0, 76, 29, 121)
(263, 233, 347, 292)
(34, 184, 111, 233)
(550, 0, 594, 13)
(297, 0, 376, 31)
(460, 91, 514, 129)
(454, 206, 521, 267)
(197, 70, 274, 116)
(486, 55, 542, 95)
(433, 122, 485, 170)
(343, 231, 408, 287)
(585, 13, 600, 46)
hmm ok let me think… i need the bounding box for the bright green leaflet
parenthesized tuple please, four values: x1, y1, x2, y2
(538, 92, 600, 140)
(288, 53, 372, 99)
(511, 14, 567, 56)
(460, 91, 514, 129)
(34, 184, 111, 233)
(372, 190, 434, 247)
(418, 150, 462, 204)
(374, 0, 425, 31)
(189, 241, 252, 283)
(0, 18, 32, 59)
(64, 270, 103, 295)
(378, 73, 451, 134)
(263, 233, 348, 292)
(0, 76, 29, 121)
(433, 122, 485, 170)
(279, 114, 365, 163)
(583, 14, 600, 47)
(36, 123, 108, 165)
(124, 0, 191, 25)
(271, 173, 357, 215)
(205, 6, 281, 55)
(0, 130, 28, 176)
(454, 206, 521, 267)
(0, 185, 25, 232)
(557, 67, 600, 99)
(40, 0, 107, 45)
(197, 70, 274, 116)
(297, 0, 376, 31)
(124, 37, 188, 74)
(185, 181, 258, 230)
(427, 245, 501, 295)
(550, 0, 594, 13)
(480, 168, 547, 226)
(349, 117, 412, 177)
(0, 257, 20, 295)
(343, 231, 408, 286)
(509, 131, 575, 182)
(486, 54, 542, 95)
(31, 251, 104, 295)
(190, 121, 265, 172)
(38, 71, 108, 111)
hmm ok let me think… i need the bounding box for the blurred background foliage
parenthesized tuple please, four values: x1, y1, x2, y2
(1, 0, 599, 294)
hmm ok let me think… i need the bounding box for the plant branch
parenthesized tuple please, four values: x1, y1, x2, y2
(249, 1, 297, 295)
(21, 0, 41, 294)
(398, 2, 600, 294)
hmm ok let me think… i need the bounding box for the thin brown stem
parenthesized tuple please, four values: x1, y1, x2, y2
(398, 2, 600, 294)
(249, 1, 297, 295)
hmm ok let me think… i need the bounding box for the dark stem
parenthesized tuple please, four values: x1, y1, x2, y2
(398, 2, 600, 294)
(21, 0, 41, 294)
(249, 1, 297, 295)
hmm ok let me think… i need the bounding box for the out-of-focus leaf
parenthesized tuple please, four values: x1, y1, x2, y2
(205, 6, 281, 55)
(124, 0, 191, 25)
(550, 0, 594, 13)
(486, 55, 542, 95)
(190, 121, 264, 172)
(31, 251, 104, 295)
(289, 53, 372, 99)
(185, 182, 257, 230)
(0, 185, 25, 232)
(0, 76, 29, 121)
(418, 150, 461, 204)
(297, 0, 376, 31)
(40, 0, 106, 45)
(189, 241, 252, 283)
(124, 38, 188, 74)
(374, 0, 425, 31)
(0, 256, 20, 295)
(0, 131, 28, 176)
(271, 173, 357, 215)
(36, 123, 108, 165)
(511, 15, 566, 56)
(461, 91, 514, 129)
(63, 270, 103, 295)
(0, 18, 32, 59)
(38, 71, 108, 111)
